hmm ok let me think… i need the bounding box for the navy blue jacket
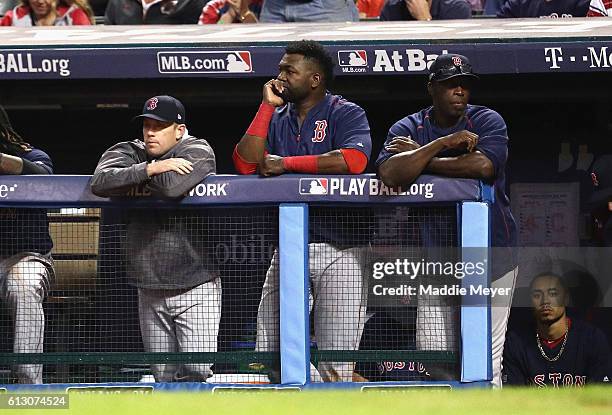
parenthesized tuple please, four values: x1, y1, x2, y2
(503, 319, 611, 387)
(376, 105, 517, 278)
(0, 148, 53, 257)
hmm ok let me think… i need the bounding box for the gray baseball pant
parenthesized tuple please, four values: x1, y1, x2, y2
(0, 255, 53, 384)
(138, 277, 222, 382)
(256, 243, 367, 382)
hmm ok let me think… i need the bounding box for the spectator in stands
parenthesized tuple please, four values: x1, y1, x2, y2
(104, 0, 207, 24)
(588, 0, 612, 17)
(91, 96, 221, 382)
(496, 0, 589, 17)
(0, 105, 54, 384)
(198, 0, 261, 24)
(483, 0, 503, 15)
(377, 54, 517, 386)
(503, 273, 611, 386)
(0, 0, 94, 26)
(357, 0, 385, 18)
(380, 0, 472, 21)
(259, 0, 359, 22)
(234, 40, 371, 382)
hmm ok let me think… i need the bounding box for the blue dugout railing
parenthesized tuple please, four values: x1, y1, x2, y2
(0, 174, 492, 390)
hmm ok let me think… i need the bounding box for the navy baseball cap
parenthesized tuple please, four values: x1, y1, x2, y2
(133, 95, 186, 124)
(589, 154, 612, 207)
(429, 54, 479, 82)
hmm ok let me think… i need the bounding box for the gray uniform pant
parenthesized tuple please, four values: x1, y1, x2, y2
(0, 254, 53, 384)
(138, 277, 222, 382)
(256, 243, 367, 382)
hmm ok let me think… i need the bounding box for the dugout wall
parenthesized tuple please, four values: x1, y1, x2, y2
(0, 174, 492, 390)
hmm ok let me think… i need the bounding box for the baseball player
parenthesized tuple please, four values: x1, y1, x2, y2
(233, 40, 372, 382)
(0, 105, 54, 384)
(91, 95, 221, 382)
(376, 54, 518, 386)
(503, 273, 610, 386)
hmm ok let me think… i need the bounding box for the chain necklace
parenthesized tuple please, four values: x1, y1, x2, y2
(536, 321, 569, 362)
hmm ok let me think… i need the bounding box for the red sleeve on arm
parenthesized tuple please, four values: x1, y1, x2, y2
(340, 148, 368, 174)
(246, 103, 275, 138)
(233, 145, 259, 175)
(282, 155, 319, 173)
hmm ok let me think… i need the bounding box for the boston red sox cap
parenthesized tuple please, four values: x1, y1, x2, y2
(429, 54, 479, 82)
(133, 95, 186, 124)
(589, 154, 612, 208)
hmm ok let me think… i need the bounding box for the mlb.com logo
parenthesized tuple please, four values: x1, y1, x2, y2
(337, 50, 367, 73)
(158, 51, 252, 74)
(299, 178, 328, 195)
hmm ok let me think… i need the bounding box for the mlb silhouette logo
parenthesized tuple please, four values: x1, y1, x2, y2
(337, 50, 367, 67)
(299, 178, 328, 195)
(226, 52, 252, 73)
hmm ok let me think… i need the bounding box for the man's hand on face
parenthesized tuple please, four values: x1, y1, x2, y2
(147, 157, 193, 177)
(440, 130, 479, 152)
(260, 154, 286, 176)
(263, 79, 286, 107)
(385, 136, 421, 154)
(405, 0, 432, 21)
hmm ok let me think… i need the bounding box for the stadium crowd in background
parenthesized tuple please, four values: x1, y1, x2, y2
(356, 0, 384, 18)
(496, 0, 589, 17)
(258, 0, 359, 22)
(3, 0, 611, 23)
(0, 0, 94, 25)
(0, 106, 55, 384)
(91, 96, 221, 382)
(588, 0, 612, 15)
(104, 0, 206, 24)
(198, 0, 261, 23)
(380, 0, 471, 20)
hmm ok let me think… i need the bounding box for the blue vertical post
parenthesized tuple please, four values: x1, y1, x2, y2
(460, 201, 491, 382)
(279, 203, 310, 385)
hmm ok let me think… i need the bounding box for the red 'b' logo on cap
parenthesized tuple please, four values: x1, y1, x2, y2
(452, 56, 462, 66)
(146, 97, 158, 111)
